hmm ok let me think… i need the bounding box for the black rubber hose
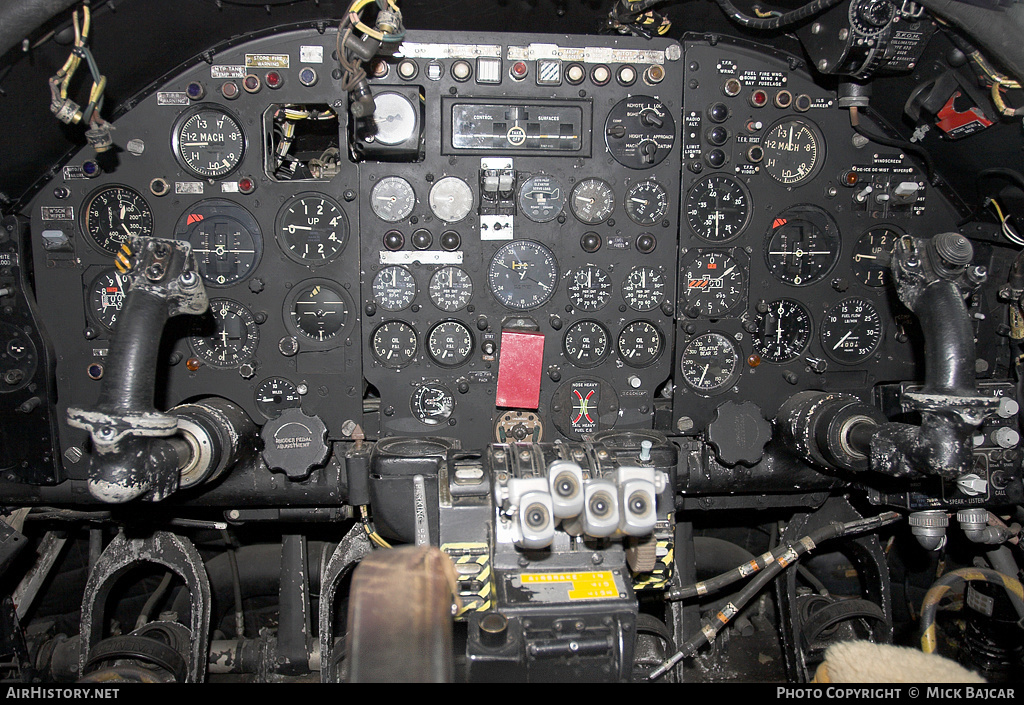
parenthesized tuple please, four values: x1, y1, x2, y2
(915, 281, 976, 397)
(94, 289, 169, 415)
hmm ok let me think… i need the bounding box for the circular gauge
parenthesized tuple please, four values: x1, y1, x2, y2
(372, 265, 416, 311)
(370, 176, 416, 222)
(852, 226, 900, 287)
(821, 298, 883, 364)
(411, 383, 455, 426)
(172, 105, 245, 179)
(621, 266, 666, 312)
(624, 180, 668, 225)
(189, 299, 259, 368)
(681, 250, 746, 317)
(426, 320, 474, 367)
(765, 205, 841, 286)
(429, 176, 474, 223)
(371, 320, 418, 367)
(570, 178, 615, 225)
(174, 199, 262, 287)
(562, 320, 610, 368)
(761, 117, 825, 186)
(752, 298, 813, 363)
(681, 333, 741, 394)
(429, 266, 473, 312)
(617, 320, 664, 368)
(82, 185, 154, 255)
(487, 240, 559, 310)
(254, 377, 301, 420)
(567, 264, 612, 311)
(519, 175, 565, 223)
(275, 194, 348, 264)
(287, 280, 353, 343)
(87, 269, 128, 331)
(685, 174, 751, 242)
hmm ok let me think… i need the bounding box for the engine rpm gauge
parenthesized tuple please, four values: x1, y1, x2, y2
(487, 240, 559, 310)
(752, 299, 813, 363)
(82, 185, 154, 254)
(428, 176, 474, 223)
(372, 266, 416, 311)
(567, 264, 612, 311)
(624, 180, 668, 225)
(570, 178, 615, 224)
(172, 105, 245, 179)
(621, 266, 666, 312)
(518, 175, 565, 223)
(174, 199, 263, 287)
(428, 266, 473, 312)
(765, 205, 840, 286)
(275, 194, 348, 264)
(617, 320, 664, 368)
(761, 117, 824, 186)
(370, 176, 416, 222)
(189, 299, 259, 368)
(681, 250, 746, 318)
(87, 269, 128, 332)
(820, 298, 883, 364)
(681, 333, 740, 394)
(852, 226, 900, 287)
(685, 174, 751, 242)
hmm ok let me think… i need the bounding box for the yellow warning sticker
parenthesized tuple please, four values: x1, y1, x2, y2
(519, 571, 619, 600)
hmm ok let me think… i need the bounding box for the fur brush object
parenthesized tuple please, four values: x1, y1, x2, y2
(813, 641, 987, 683)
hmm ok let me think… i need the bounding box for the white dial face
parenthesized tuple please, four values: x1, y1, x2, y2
(429, 176, 474, 222)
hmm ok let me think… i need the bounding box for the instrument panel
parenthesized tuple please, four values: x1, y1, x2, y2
(22, 28, 963, 478)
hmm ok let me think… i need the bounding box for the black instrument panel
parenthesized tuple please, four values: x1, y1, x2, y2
(23, 29, 962, 476)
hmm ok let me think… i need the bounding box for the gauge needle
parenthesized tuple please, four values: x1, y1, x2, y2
(699, 363, 710, 387)
(182, 142, 210, 147)
(287, 225, 313, 231)
(832, 331, 854, 350)
(631, 198, 648, 204)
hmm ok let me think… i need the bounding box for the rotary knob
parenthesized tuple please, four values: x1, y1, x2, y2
(261, 408, 329, 480)
(706, 401, 772, 466)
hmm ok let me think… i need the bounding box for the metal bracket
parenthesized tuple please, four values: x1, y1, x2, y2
(318, 524, 373, 682)
(79, 531, 211, 682)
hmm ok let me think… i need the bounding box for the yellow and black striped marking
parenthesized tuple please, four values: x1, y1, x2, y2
(442, 541, 493, 620)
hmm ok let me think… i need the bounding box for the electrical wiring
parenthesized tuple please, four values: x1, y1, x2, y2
(918, 567, 1024, 654)
(986, 198, 1024, 247)
(712, 0, 846, 31)
(359, 505, 392, 549)
(849, 105, 936, 185)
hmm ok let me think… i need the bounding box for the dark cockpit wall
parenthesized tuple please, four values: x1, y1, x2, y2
(0, 0, 1022, 686)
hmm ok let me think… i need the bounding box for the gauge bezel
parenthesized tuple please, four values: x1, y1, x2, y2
(684, 174, 752, 242)
(372, 265, 417, 312)
(370, 176, 417, 223)
(764, 203, 841, 287)
(820, 297, 884, 365)
(567, 264, 612, 312)
(283, 278, 356, 351)
(680, 249, 748, 318)
(410, 383, 455, 426)
(623, 179, 669, 226)
(254, 377, 301, 420)
(370, 320, 420, 368)
(616, 319, 665, 368)
(518, 174, 566, 223)
(428, 266, 474, 312)
(487, 240, 560, 311)
(752, 298, 813, 363)
(174, 198, 264, 288)
(85, 268, 128, 333)
(425, 319, 475, 368)
(81, 184, 155, 255)
(680, 332, 742, 395)
(569, 178, 615, 225)
(760, 116, 826, 186)
(171, 103, 247, 180)
(188, 298, 259, 368)
(852, 224, 902, 288)
(428, 176, 474, 223)
(274, 192, 349, 265)
(621, 265, 667, 312)
(562, 319, 611, 369)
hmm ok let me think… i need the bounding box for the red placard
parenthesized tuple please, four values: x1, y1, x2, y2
(495, 330, 545, 409)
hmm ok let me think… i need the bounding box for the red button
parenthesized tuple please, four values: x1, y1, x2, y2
(510, 61, 528, 80)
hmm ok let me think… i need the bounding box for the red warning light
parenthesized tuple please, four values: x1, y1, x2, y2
(186, 213, 204, 225)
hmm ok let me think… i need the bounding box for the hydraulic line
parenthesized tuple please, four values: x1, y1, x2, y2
(651, 512, 902, 680)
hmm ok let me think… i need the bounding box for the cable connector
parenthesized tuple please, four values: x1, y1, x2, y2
(85, 122, 115, 152)
(50, 97, 82, 125)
